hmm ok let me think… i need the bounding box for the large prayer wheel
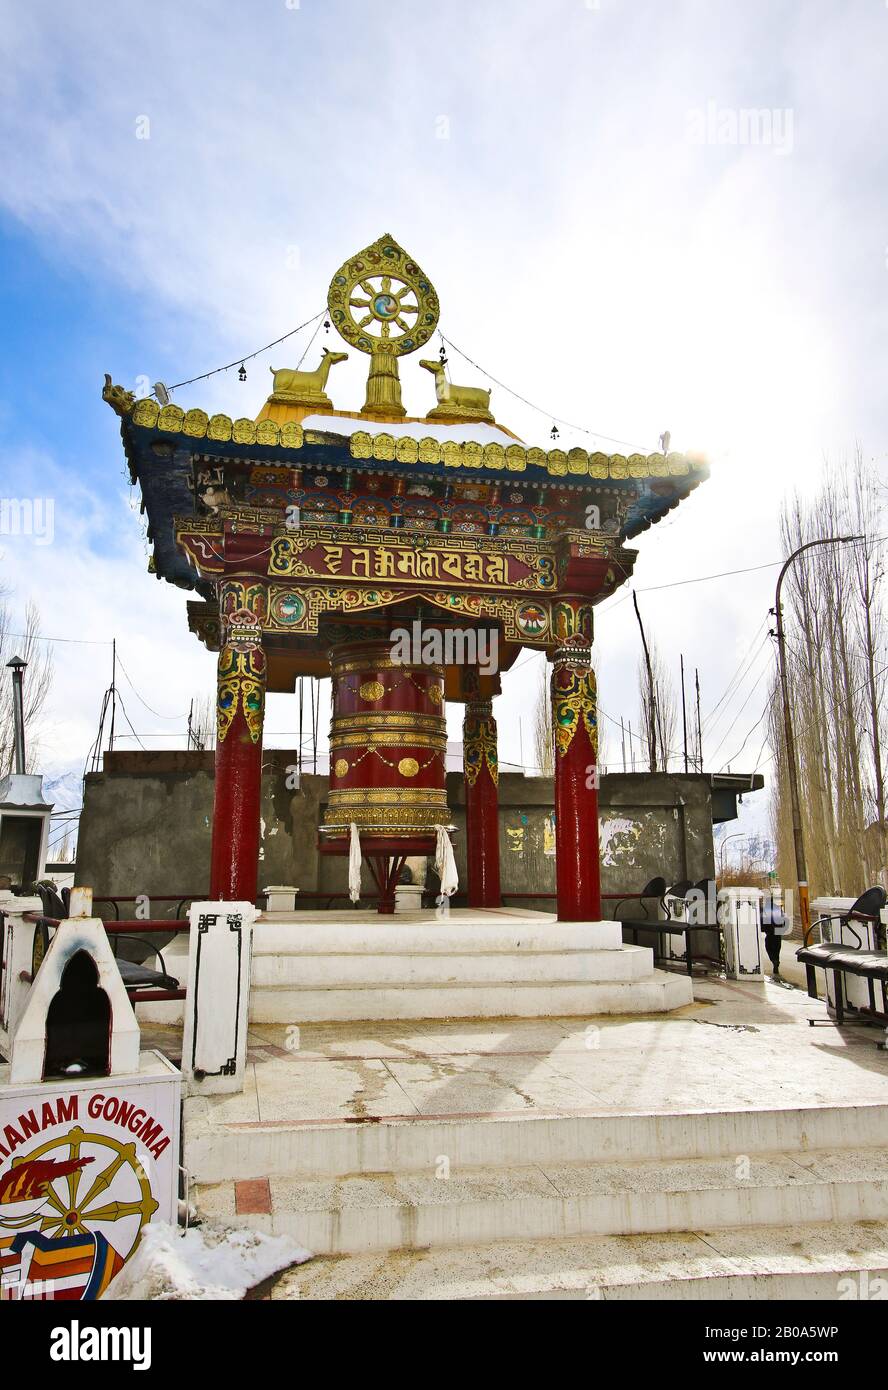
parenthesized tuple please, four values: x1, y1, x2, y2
(319, 638, 452, 909)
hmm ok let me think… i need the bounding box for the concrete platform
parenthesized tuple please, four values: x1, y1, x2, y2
(137, 909, 695, 1026)
(142, 969, 888, 1297)
(247, 908, 693, 1022)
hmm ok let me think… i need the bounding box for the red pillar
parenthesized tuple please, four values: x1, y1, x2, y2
(209, 611, 266, 902)
(552, 647, 601, 921)
(463, 697, 501, 908)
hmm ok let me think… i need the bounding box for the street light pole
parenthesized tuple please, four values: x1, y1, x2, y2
(719, 831, 745, 877)
(6, 655, 27, 774)
(773, 534, 863, 938)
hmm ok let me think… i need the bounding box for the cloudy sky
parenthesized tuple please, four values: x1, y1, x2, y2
(0, 0, 885, 854)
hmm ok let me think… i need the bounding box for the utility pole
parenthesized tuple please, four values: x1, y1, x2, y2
(108, 638, 117, 753)
(680, 654, 689, 773)
(695, 668, 703, 772)
(632, 592, 658, 772)
(773, 534, 863, 938)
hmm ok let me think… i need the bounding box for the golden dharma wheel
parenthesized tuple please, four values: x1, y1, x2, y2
(327, 234, 440, 359)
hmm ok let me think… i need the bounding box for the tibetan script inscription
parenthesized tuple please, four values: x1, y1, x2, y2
(269, 537, 555, 592)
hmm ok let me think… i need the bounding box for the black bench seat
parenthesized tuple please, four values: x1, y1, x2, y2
(797, 942, 888, 980)
(116, 960, 181, 992)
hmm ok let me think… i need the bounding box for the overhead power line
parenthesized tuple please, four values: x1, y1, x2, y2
(440, 332, 656, 454)
(115, 652, 188, 721)
(166, 309, 326, 392)
(703, 628, 772, 736)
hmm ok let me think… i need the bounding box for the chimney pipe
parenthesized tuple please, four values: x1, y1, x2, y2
(7, 656, 27, 774)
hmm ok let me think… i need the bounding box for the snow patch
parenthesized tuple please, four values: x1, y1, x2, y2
(105, 1222, 311, 1301)
(300, 413, 520, 446)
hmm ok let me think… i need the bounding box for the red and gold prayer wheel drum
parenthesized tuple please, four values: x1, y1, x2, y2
(320, 638, 452, 841)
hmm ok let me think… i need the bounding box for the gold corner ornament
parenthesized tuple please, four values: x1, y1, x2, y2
(102, 373, 135, 417)
(328, 234, 440, 419)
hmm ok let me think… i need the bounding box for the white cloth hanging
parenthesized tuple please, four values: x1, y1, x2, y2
(434, 824, 459, 898)
(348, 822, 362, 903)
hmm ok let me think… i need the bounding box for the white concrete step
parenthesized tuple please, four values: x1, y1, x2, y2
(253, 918, 624, 954)
(248, 973, 693, 1022)
(264, 1221, 888, 1300)
(251, 944, 657, 988)
(246, 915, 692, 1023)
(196, 1147, 888, 1255)
(185, 1100, 888, 1184)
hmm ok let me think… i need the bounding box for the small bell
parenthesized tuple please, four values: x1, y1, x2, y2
(438, 343, 447, 365)
(238, 363, 247, 382)
(550, 423, 560, 441)
(324, 318, 331, 334)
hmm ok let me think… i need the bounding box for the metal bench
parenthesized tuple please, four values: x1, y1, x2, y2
(796, 886, 888, 1034)
(29, 883, 184, 1003)
(614, 878, 723, 976)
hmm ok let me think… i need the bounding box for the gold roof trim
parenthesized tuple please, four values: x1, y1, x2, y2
(122, 391, 703, 480)
(129, 396, 305, 450)
(349, 430, 698, 479)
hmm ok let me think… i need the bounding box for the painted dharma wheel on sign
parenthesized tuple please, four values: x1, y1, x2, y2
(320, 639, 451, 838)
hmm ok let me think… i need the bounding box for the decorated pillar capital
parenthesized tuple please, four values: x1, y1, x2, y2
(210, 578, 268, 902)
(550, 596, 597, 758)
(216, 578, 267, 745)
(550, 596, 600, 921)
(464, 696, 498, 786)
(552, 662, 597, 759)
(551, 595, 594, 670)
(463, 684, 501, 909)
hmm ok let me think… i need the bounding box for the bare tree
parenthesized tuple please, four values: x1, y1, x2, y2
(637, 642, 678, 772)
(770, 454, 886, 900)
(187, 693, 216, 751)
(0, 593, 53, 775)
(532, 661, 554, 777)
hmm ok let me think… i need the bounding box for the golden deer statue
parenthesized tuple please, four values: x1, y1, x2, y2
(268, 347, 348, 409)
(419, 359, 494, 424)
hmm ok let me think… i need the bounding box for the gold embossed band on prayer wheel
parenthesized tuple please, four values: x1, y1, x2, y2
(320, 638, 452, 838)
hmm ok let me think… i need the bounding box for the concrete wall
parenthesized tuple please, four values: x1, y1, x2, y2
(76, 752, 717, 916)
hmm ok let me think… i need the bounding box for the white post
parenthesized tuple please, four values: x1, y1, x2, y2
(720, 887, 765, 981)
(182, 901, 255, 1095)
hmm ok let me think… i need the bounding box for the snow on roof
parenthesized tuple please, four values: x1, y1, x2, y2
(300, 414, 522, 447)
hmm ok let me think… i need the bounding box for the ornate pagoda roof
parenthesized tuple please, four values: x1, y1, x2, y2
(105, 396, 705, 591)
(102, 233, 709, 596)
